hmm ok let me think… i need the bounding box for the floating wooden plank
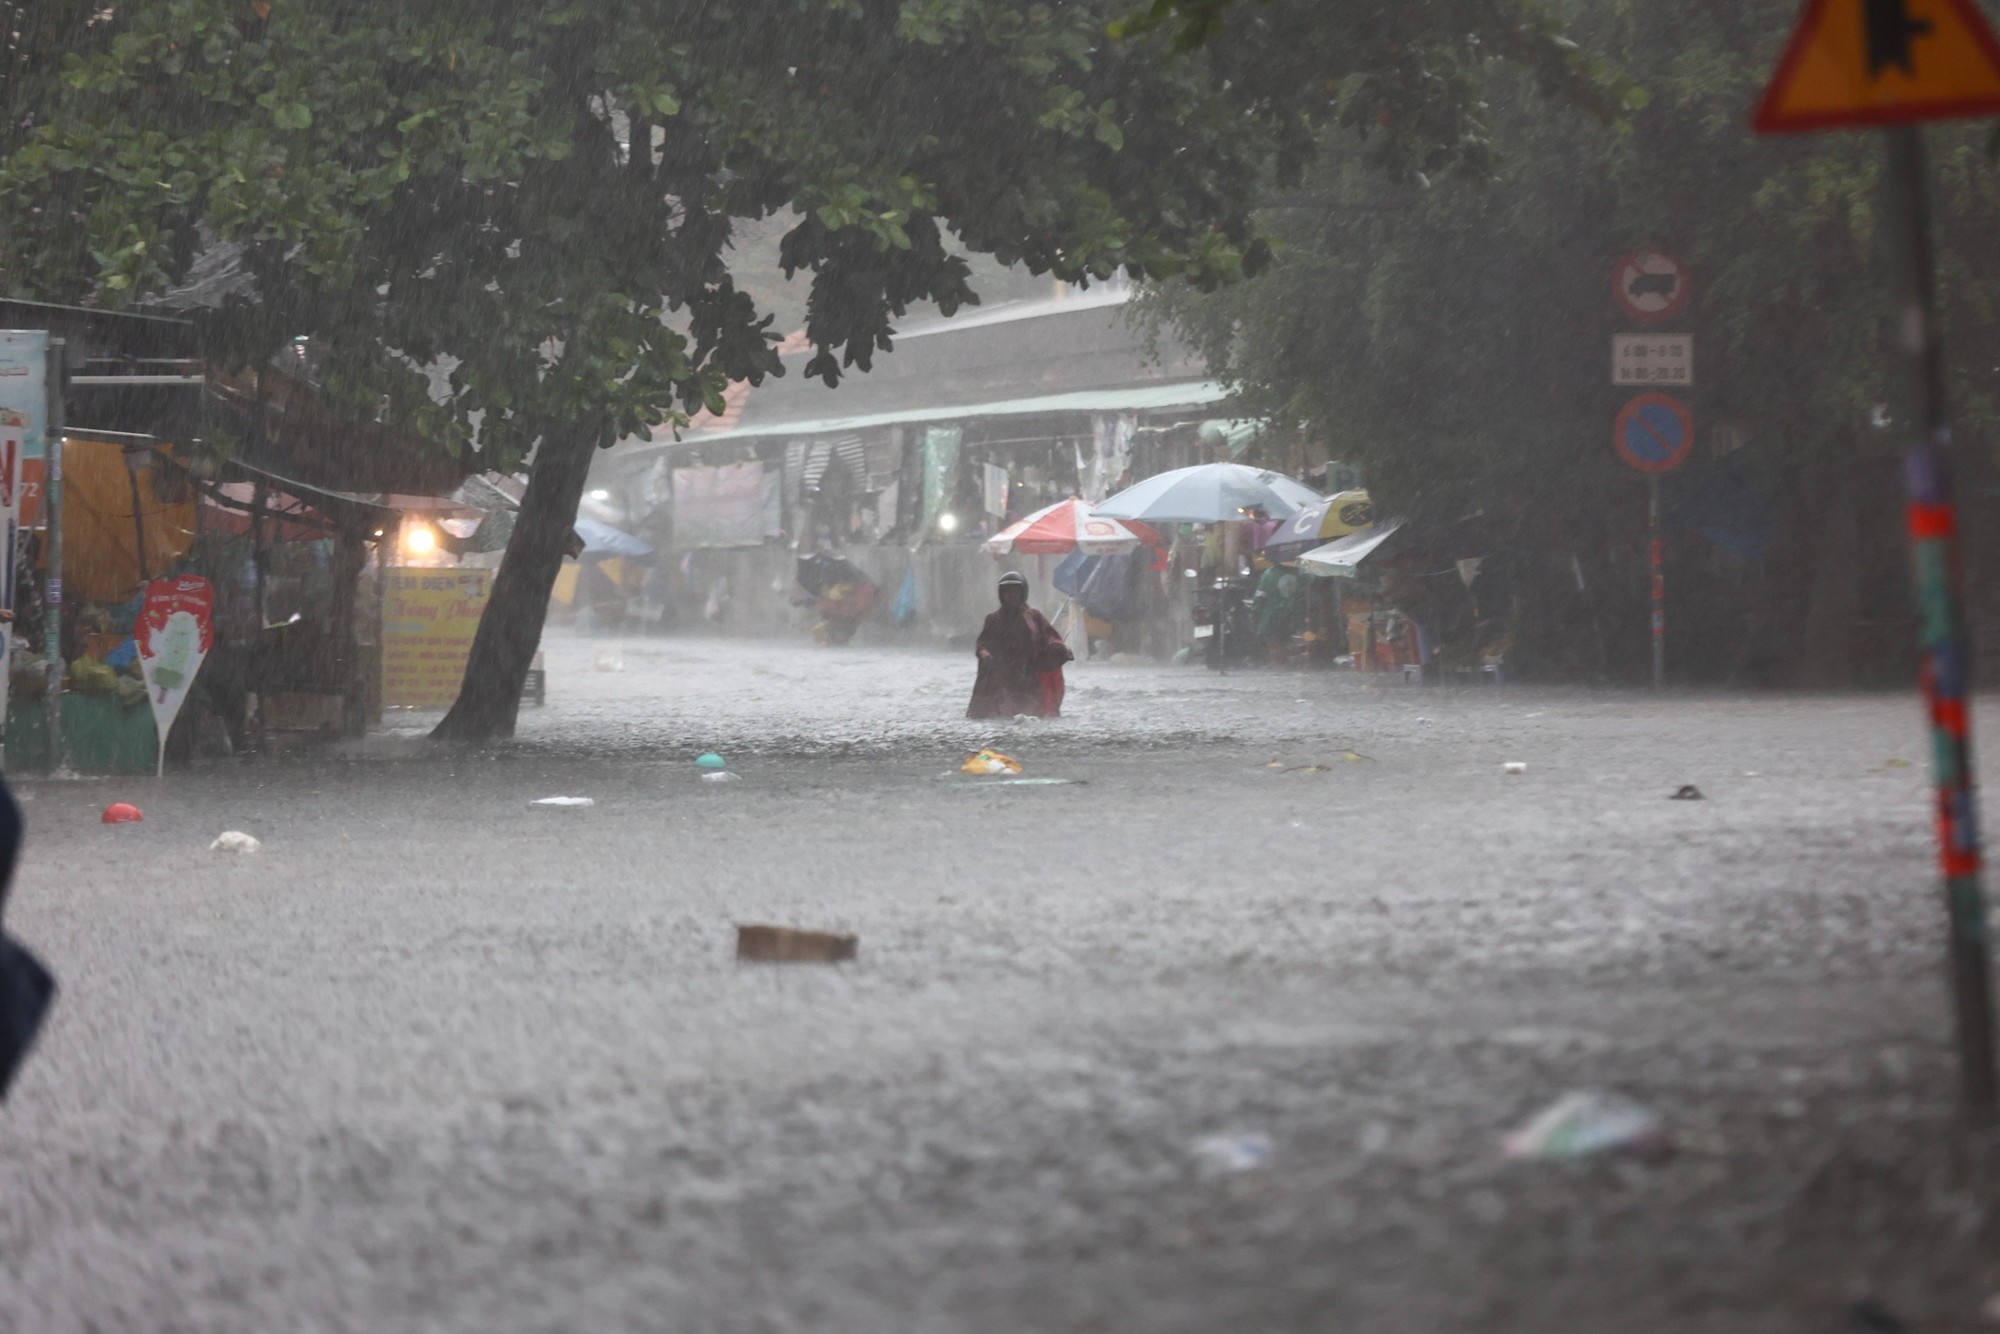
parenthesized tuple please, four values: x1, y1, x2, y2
(736, 924, 858, 964)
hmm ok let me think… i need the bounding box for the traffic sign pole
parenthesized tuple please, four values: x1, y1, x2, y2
(1754, 0, 2000, 1125)
(1649, 477, 1665, 690)
(1885, 123, 1994, 1121)
(42, 339, 63, 774)
(1611, 388, 1691, 688)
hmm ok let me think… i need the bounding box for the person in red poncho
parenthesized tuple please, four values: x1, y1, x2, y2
(967, 571, 1073, 719)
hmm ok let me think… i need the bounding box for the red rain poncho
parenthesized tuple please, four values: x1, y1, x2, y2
(967, 600, 1071, 719)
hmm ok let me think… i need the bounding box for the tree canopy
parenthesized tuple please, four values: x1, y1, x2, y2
(0, 0, 1632, 729)
(1142, 0, 2000, 683)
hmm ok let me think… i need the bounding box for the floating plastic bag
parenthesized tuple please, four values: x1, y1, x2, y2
(1503, 1089, 1667, 1161)
(1192, 1132, 1273, 1174)
(210, 831, 261, 854)
(960, 749, 1023, 776)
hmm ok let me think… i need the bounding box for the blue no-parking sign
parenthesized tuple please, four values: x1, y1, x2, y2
(1614, 393, 1693, 475)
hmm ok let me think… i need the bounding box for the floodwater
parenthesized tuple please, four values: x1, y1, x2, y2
(0, 631, 1990, 1331)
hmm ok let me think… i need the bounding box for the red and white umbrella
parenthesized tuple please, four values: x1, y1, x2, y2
(985, 499, 1163, 557)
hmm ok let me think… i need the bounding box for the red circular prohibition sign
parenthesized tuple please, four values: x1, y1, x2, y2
(1615, 393, 1694, 475)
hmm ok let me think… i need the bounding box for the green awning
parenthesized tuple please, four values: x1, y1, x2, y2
(662, 380, 1231, 446)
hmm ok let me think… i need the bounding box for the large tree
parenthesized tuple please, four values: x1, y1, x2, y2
(2, 0, 1622, 735)
(1143, 0, 2000, 684)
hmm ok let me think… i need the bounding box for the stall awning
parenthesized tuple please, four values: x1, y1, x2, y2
(212, 455, 403, 524)
(57, 437, 198, 602)
(203, 481, 335, 543)
(660, 380, 1231, 448)
(202, 371, 476, 496)
(1299, 519, 1406, 578)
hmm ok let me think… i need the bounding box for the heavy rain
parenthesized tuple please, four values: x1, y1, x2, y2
(3, 1, 2000, 1330)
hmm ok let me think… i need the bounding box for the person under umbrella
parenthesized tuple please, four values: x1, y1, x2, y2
(967, 572, 1073, 719)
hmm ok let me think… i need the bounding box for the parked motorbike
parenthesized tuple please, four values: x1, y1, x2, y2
(1189, 572, 1259, 672)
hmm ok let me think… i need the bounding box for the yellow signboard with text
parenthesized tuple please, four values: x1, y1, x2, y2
(382, 568, 489, 709)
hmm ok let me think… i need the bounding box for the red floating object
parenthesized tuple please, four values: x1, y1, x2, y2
(101, 803, 143, 825)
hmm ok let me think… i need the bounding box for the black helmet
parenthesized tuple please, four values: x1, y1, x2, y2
(998, 572, 1028, 591)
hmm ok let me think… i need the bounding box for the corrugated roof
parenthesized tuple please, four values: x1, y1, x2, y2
(659, 380, 1229, 447)
(892, 284, 1131, 341)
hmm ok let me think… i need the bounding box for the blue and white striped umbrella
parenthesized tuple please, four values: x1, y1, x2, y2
(1091, 463, 1322, 525)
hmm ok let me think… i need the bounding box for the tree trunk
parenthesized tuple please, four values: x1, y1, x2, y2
(432, 419, 600, 741)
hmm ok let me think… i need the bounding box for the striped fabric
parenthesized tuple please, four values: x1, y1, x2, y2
(800, 435, 867, 493)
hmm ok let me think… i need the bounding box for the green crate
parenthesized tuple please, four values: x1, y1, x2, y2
(4, 693, 160, 774)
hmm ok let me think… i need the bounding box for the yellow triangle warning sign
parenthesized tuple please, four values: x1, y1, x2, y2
(1755, 0, 2000, 133)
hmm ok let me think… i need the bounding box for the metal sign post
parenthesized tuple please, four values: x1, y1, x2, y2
(1613, 390, 1693, 690)
(1886, 124, 1993, 1116)
(1755, 0, 2000, 1119)
(42, 340, 63, 773)
(1649, 478, 1665, 690)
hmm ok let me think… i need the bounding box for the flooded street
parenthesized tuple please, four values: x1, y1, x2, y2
(12, 2, 2000, 1328)
(0, 632, 1989, 1331)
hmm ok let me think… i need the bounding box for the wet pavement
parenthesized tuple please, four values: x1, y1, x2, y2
(2, 630, 1995, 1332)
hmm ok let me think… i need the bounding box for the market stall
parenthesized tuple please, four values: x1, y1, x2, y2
(1300, 519, 1512, 682)
(6, 436, 201, 771)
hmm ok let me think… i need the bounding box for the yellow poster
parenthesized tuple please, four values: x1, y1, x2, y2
(382, 568, 490, 708)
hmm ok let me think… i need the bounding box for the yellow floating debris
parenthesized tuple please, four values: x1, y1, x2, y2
(961, 749, 1024, 775)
